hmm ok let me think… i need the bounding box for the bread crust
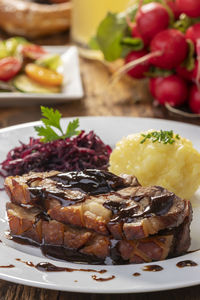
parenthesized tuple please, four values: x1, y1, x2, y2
(0, 0, 71, 37)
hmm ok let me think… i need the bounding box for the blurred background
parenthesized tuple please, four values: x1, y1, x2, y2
(0, 0, 199, 125)
(0, 0, 165, 129)
(1, 1, 200, 299)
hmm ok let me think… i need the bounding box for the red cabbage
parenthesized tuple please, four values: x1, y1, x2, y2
(1, 131, 112, 176)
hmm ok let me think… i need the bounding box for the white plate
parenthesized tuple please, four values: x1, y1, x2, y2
(0, 46, 84, 106)
(0, 116, 200, 294)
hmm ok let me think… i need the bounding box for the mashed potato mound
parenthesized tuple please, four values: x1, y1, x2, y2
(109, 130, 200, 199)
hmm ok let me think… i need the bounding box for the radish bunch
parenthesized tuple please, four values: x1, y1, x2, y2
(125, 0, 200, 114)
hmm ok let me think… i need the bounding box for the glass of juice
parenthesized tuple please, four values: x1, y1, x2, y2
(71, 0, 132, 47)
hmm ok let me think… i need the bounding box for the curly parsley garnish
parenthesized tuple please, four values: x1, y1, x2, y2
(140, 130, 180, 145)
(34, 106, 81, 143)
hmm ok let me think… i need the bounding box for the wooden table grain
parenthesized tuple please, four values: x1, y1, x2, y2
(1, 29, 200, 300)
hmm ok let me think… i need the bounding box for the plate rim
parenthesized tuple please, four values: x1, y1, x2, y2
(0, 115, 200, 133)
(1, 115, 200, 293)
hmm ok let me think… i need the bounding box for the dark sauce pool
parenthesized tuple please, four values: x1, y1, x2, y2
(16, 259, 107, 274)
(176, 260, 198, 268)
(142, 265, 163, 272)
(91, 275, 115, 282)
(11, 235, 123, 265)
(133, 272, 141, 277)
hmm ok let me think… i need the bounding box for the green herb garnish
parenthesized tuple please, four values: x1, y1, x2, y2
(140, 130, 180, 144)
(34, 106, 81, 143)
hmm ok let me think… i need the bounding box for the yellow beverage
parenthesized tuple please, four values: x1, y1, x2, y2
(71, 0, 131, 46)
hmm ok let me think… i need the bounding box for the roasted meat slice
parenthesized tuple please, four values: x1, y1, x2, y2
(5, 169, 192, 240)
(6, 202, 190, 264)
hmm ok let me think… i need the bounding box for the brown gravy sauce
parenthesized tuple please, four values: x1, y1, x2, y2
(0, 264, 15, 268)
(91, 275, 115, 282)
(176, 260, 198, 268)
(142, 265, 163, 272)
(28, 170, 174, 225)
(104, 192, 174, 224)
(36, 262, 107, 273)
(16, 258, 35, 267)
(133, 272, 141, 277)
(28, 169, 128, 207)
(16, 259, 107, 274)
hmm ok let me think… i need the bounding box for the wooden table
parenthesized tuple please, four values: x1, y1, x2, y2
(1, 29, 200, 300)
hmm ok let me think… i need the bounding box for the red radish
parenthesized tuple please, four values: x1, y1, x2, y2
(195, 40, 200, 89)
(125, 50, 150, 79)
(114, 30, 188, 84)
(186, 25, 200, 88)
(176, 61, 197, 81)
(151, 75, 188, 106)
(185, 24, 200, 49)
(135, 3, 169, 44)
(149, 77, 164, 98)
(150, 29, 188, 69)
(166, 0, 180, 19)
(114, 29, 188, 82)
(131, 24, 149, 47)
(176, 0, 200, 18)
(189, 84, 200, 113)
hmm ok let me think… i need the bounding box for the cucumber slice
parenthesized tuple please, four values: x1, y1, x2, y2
(13, 75, 61, 94)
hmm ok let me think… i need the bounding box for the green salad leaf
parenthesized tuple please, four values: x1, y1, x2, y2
(95, 12, 127, 61)
(88, 36, 100, 50)
(36, 54, 62, 71)
(0, 37, 29, 59)
(0, 42, 8, 59)
(34, 106, 81, 142)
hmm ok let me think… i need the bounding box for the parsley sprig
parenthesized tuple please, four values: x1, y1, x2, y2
(140, 130, 180, 145)
(34, 106, 81, 143)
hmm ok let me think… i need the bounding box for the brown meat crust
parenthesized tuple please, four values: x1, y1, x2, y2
(5, 171, 191, 240)
(6, 202, 191, 264)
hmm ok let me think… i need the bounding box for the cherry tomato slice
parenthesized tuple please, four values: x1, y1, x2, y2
(21, 45, 47, 60)
(0, 57, 22, 81)
(25, 63, 63, 86)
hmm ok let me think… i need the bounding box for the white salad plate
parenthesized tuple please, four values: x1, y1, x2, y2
(0, 46, 84, 106)
(0, 116, 200, 294)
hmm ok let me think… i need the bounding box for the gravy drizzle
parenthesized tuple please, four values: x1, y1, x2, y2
(92, 275, 115, 282)
(176, 260, 198, 268)
(16, 259, 107, 274)
(0, 264, 15, 268)
(16, 258, 34, 267)
(28, 169, 128, 207)
(142, 265, 163, 272)
(133, 272, 141, 277)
